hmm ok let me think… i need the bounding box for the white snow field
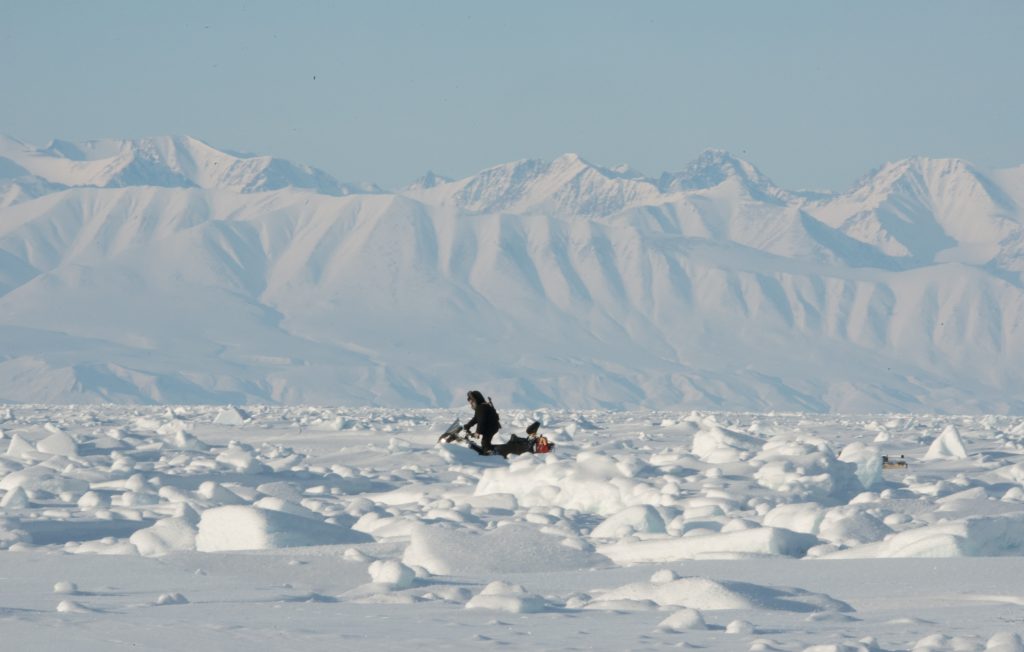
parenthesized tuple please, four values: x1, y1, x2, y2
(2, 405, 1024, 650)
(3, 135, 1024, 412)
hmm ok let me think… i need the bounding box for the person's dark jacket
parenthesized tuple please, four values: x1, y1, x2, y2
(466, 393, 500, 450)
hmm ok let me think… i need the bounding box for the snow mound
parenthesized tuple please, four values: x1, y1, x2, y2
(475, 452, 661, 516)
(435, 443, 508, 467)
(838, 442, 883, 489)
(4, 433, 36, 457)
(726, 619, 756, 634)
(0, 465, 89, 496)
(590, 575, 851, 613)
(36, 431, 79, 457)
(656, 608, 707, 631)
(196, 481, 247, 505)
(691, 422, 762, 463)
(925, 425, 969, 460)
(825, 515, 1024, 558)
(216, 443, 264, 473)
(986, 632, 1024, 652)
(754, 435, 861, 502)
(213, 407, 249, 426)
(367, 560, 416, 589)
(763, 503, 826, 534)
(252, 496, 319, 519)
(650, 569, 680, 584)
(465, 581, 546, 613)
(590, 505, 666, 538)
(352, 512, 420, 539)
(402, 523, 602, 575)
(56, 599, 90, 613)
(816, 506, 892, 547)
(593, 576, 752, 610)
(598, 527, 819, 564)
(129, 517, 198, 556)
(1, 486, 30, 509)
(195, 505, 369, 551)
(155, 592, 188, 605)
(0, 517, 31, 548)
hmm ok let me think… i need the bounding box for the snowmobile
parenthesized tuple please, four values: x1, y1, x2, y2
(882, 454, 908, 469)
(438, 419, 554, 458)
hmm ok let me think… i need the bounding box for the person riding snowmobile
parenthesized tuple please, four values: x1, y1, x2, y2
(464, 390, 500, 453)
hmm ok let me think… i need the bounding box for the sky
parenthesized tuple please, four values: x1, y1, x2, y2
(1, 0, 1022, 191)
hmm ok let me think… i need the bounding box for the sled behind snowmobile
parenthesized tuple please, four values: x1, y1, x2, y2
(438, 418, 554, 458)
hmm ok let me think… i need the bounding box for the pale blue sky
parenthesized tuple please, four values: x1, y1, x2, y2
(2, 1, 1021, 190)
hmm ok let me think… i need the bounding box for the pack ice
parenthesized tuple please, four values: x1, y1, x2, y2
(1, 405, 1024, 651)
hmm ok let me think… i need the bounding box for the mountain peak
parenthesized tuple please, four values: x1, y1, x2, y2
(807, 155, 1020, 262)
(549, 153, 649, 181)
(608, 163, 648, 180)
(658, 149, 779, 197)
(443, 153, 661, 216)
(860, 156, 976, 186)
(552, 152, 585, 165)
(405, 170, 453, 191)
(40, 138, 88, 159)
(850, 156, 1005, 205)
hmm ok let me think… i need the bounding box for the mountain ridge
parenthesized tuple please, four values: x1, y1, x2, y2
(1, 135, 1023, 411)
(0, 134, 382, 197)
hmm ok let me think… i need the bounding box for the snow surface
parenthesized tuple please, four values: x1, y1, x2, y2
(2, 405, 1024, 650)
(2, 137, 1024, 412)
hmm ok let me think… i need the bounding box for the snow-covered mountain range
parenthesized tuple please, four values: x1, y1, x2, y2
(0, 135, 379, 204)
(1, 134, 1023, 412)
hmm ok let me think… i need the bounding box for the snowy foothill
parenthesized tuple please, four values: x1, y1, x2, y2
(1, 405, 1024, 650)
